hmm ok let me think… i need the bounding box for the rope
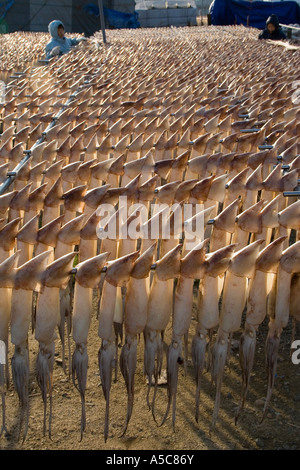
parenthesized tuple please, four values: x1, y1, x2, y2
(280, 23, 300, 31)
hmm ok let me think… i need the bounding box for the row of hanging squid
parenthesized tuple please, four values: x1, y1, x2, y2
(0, 25, 299, 443)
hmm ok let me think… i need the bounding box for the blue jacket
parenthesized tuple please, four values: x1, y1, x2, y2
(45, 20, 80, 59)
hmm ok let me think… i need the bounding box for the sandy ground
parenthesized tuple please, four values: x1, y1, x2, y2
(1, 290, 300, 452)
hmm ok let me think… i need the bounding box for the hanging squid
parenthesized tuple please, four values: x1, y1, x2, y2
(119, 242, 157, 436)
(143, 244, 182, 418)
(98, 251, 139, 442)
(211, 239, 264, 429)
(262, 240, 300, 422)
(161, 239, 209, 430)
(35, 252, 77, 438)
(235, 236, 287, 423)
(72, 252, 109, 440)
(0, 252, 20, 437)
(192, 243, 237, 423)
(11, 250, 53, 441)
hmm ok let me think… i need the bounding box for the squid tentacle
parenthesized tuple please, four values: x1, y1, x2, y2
(211, 331, 229, 430)
(98, 339, 115, 443)
(235, 324, 256, 424)
(160, 339, 182, 430)
(150, 332, 164, 423)
(119, 336, 137, 436)
(11, 344, 30, 442)
(191, 329, 207, 423)
(261, 327, 281, 423)
(0, 364, 8, 437)
(143, 328, 163, 421)
(36, 342, 55, 439)
(72, 342, 88, 440)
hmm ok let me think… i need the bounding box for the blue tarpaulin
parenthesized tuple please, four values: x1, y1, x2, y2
(210, 0, 300, 28)
(83, 3, 140, 29)
(0, 0, 14, 20)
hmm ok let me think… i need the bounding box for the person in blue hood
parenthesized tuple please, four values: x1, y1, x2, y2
(45, 20, 87, 59)
(258, 14, 286, 40)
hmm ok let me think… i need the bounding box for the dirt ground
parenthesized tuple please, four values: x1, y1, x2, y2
(1, 289, 300, 452)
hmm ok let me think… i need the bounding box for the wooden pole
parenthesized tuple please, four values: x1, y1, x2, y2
(98, 0, 107, 44)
